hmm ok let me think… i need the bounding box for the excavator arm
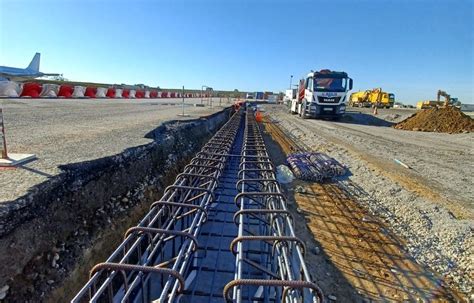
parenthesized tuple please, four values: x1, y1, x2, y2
(437, 90, 451, 107)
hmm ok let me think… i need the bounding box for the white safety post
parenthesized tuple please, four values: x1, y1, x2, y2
(0, 108, 36, 167)
(182, 86, 185, 116)
(178, 86, 189, 117)
(0, 108, 8, 159)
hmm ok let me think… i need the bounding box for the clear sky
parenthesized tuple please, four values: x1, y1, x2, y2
(1, 0, 472, 104)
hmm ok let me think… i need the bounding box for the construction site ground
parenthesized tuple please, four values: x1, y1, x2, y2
(261, 104, 473, 301)
(0, 98, 226, 203)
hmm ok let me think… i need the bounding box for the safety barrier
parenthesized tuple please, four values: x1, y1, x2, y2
(0, 80, 208, 100)
(135, 90, 145, 98)
(114, 88, 123, 98)
(72, 86, 86, 98)
(0, 81, 21, 97)
(96, 87, 107, 98)
(122, 88, 130, 98)
(40, 84, 60, 97)
(85, 87, 96, 98)
(106, 88, 115, 98)
(58, 85, 73, 98)
(20, 82, 42, 97)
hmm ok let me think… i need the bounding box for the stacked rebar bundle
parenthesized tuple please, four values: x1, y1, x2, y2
(287, 152, 346, 182)
(72, 110, 243, 302)
(224, 109, 323, 303)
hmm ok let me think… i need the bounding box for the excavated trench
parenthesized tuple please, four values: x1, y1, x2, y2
(0, 108, 232, 302)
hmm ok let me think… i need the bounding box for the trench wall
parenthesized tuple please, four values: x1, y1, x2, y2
(0, 108, 231, 301)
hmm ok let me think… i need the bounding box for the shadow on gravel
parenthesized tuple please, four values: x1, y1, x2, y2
(17, 158, 53, 178)
(332, 179, 461, 301)
(261, 125, 362, 300)
(339, 111, 395, 127)
(260, 118, 460, 302)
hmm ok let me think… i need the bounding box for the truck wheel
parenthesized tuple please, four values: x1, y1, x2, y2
(300, 100, 308, 119)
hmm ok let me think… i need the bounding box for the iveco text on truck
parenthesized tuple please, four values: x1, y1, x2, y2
(289, 69, 353, 119)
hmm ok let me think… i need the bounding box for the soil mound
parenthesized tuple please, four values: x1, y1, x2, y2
(394, 107, 474, 133)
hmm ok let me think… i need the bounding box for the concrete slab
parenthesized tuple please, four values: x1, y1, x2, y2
(0, 153, 36, 167)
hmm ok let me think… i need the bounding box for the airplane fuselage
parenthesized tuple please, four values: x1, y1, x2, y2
(0, 66, 46, 81)
(0, 53, 60, 82)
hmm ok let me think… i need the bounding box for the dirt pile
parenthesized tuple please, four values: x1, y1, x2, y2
(394, 107, 474, 133)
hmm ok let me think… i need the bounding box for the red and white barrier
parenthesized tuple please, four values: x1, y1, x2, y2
(96, 87, 107, 98)
(2, 82, 196, 101)
(115, 88, 123, 98)
(122, 89, 130, 98)
(85, 87, 97, 98)
(135, 90, 145, 98)
(106, 88, 115, 98)
(40, 84, 60, 97)
(0, 81, 21, 97)
(72, 86, 86, 98)
(58, 85, 74, 98)
(21, 82, 42, 98)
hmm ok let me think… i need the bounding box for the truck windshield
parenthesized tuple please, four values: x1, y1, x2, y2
(314, 77, 346, 92)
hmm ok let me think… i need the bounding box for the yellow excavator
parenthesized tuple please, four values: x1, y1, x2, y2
(349, 88, 395, 108)
(416, 90, 460, 109)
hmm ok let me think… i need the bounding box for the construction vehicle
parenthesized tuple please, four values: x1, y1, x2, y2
(288, 69, 353, 119)
(349, 88, 395, 108)
(416, 90, 461, 109)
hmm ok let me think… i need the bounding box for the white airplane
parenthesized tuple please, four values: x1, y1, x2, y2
(0, 53, 61, 81)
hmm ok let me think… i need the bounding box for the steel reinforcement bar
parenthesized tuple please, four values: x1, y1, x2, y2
(72, 110, 243, 302)
(224, 108, 323, 303)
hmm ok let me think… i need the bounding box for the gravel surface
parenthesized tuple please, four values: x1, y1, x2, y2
(0, 98, 228, 203)
(266, 104, 473, 296)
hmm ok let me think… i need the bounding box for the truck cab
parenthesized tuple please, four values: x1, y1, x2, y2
(290, 69, 353, 119)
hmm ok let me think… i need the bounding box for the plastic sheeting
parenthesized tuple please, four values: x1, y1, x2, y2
(144, 91, 150, 98)
(73, 86, 86, 98)
(106, 88, 115, 98)
(135, 90, 145, 98)
(96, 87, 107, 98)
(115, 88, 123, 98)
(0, 80, 22, 97)
(40, 84, 60, 97)
(129, 90, 136, 98)
(287, 152, 346, 182)
(21, 82, 42, 98)
(85, 87, 96, 98)
(58, 85, 74, 98)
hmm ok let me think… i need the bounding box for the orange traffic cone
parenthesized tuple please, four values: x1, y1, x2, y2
(255, 110, 263, 122)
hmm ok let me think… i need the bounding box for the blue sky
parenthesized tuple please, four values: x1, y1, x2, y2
(0, 0, 472, 104)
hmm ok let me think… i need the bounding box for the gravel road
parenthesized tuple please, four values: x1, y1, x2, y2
(265, 104, 473, 296)
(0, 98, 228, 203)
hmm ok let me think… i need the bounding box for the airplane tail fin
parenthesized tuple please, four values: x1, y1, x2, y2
(27, 53, 40, 72)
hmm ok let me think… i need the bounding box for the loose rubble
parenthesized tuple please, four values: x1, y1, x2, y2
(268, 105, 473, 297)
(394, 106, 474, 133)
